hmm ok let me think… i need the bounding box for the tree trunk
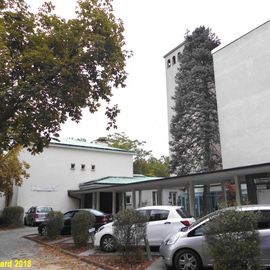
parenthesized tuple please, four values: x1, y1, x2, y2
(202, 184, 211, 216)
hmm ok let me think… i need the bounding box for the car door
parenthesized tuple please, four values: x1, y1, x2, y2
(146, 209, 171, 245)
(28, 207, 36, 224)
(186, 225, 209, 265)
(62, 211, 77, 234)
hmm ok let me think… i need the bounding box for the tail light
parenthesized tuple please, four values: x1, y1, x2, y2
(100, 216, 108, 223)
(181, 220, 190, 226)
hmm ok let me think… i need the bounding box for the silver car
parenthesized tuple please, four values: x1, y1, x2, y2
(24, 206, 53, 226)
(160, 205, 270, 270)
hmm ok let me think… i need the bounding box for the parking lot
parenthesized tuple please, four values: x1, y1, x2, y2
(0, 227, 98, 270)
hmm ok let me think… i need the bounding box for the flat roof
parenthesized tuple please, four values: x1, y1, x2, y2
(50, 138, 134, 155)
(69, 162, 270, 194)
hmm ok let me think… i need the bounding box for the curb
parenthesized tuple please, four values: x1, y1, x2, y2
(23, 234, 116, 270)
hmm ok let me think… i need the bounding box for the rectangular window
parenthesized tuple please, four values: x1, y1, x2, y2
(70, 163, 75, 170)
(169, 192, 177, 205)
(126, 195, 131, 205)
(172, 56, 176, 65)
(152, 191, 157, 206)
(149, 209, 169, 221)
(167, 59, 171, 68)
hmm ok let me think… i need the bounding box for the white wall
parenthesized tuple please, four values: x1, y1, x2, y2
(126, 188, 182, 208)
(164, 43, 185, 143)
(13, 144, 133, 213)
(213, 21, 270, 169)
(0, 194, 5, 213)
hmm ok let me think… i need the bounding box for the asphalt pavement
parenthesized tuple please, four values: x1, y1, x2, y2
(0, 226, 38, 260)
(0, 226, 166, 270)
(0, 226, 97, 270)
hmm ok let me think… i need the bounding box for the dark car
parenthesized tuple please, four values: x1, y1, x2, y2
(24, 206, 53, 226)
(38, 208, 112, 236)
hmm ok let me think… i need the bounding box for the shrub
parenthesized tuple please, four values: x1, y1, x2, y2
(46, 211, 64, 240)
(113, 209, 148, 262)
(2, 206, 24, 227)
(71, 211, 95, 248)
(205, 208, 261, 270)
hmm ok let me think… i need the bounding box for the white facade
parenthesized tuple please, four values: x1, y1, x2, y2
(0, 195, 5, 212)
(9, 139, 133, 213)
(213, 20, 270, 169)
(164, 42, 185, 141)
(126, 188, 183, 208)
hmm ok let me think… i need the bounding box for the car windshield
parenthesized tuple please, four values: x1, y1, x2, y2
(182, 210, 221, 231)
(176, 208, 193, 218)
(37, 207, 52, 213)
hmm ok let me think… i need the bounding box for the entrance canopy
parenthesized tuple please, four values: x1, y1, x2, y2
(69, 162, 270, 193)
(68, 162, 270, 216)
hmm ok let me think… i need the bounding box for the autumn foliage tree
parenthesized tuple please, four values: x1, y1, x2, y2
(0, 0, 129, 154)
(0, 146, 29, 195)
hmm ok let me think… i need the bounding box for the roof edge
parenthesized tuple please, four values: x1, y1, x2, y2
(50, 142, 135, 155)
(163, 41, 185, 58)
(212, 19, 270, 55)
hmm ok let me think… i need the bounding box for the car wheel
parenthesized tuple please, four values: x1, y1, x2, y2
(174, 249, 202, 270)
(40, 226, 48, 237)
(100, 235, 115, 252)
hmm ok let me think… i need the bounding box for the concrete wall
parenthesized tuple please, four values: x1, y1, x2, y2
(0, 195, 5, 213)
(213, 20, 270, 169)
(11, 144, 133, 213)
(164, 43, 185, 142)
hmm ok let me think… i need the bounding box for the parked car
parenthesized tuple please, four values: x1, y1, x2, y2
(94, 205, 195, 252)
(24, 206, 53, 226)
(38, 208, 112, 236)
(159, 204, 270, 270)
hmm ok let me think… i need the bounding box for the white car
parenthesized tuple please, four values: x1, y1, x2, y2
(94, 205, 195, 252)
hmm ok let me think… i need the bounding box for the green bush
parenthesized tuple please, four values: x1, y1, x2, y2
(46, 211, 64, 240)
(113, 209, 148, 262)
(71, 211, 95, 247)
(2, 206, 24, 227)
(205, 208, 261, 270)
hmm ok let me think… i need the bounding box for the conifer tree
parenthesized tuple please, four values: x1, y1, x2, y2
(170, 26, 222, 175)
(170, 26, 222, 214)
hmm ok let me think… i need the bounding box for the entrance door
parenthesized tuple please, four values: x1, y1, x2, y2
(84, 193, 93, 208)
(100, 192, 113, 214)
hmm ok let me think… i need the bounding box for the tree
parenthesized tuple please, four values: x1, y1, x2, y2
(135, 156, 169, 177)
(0, 146, 29, 195)
(170, 26, 222, 176)
(113, 208, 147, 262)
(97, 132, 169, 177)
(0, 0, 129, 154)
(170, 27, 222, 214)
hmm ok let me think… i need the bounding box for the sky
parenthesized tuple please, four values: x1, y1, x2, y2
(27, 0, 270, 157)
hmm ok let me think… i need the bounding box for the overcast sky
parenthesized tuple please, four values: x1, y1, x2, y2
(27, 0, 270, 157)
